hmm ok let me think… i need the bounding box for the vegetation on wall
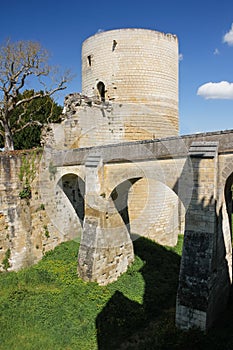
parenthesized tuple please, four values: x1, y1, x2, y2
(48, 161, 57, 180)
(18, 150, 40, 200)
(2, 248, 11, 271)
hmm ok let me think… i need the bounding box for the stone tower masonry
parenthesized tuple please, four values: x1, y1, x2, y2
(60, 28, 179, 149)
(81, 28, 179, 144)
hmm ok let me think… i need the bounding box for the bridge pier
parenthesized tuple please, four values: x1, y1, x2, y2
(176, 142, 232, 331)
(77, 155, 134, 285)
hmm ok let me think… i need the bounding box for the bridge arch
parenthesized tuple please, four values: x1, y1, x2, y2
(224, 172, 233, 233)
(219, 161, 233, 270)
(104, 158, 188, 202)
(42, 170, 86, 241)
(58, 173, 85, 227)
(220, 171, 233, 283)
(109, 175, 185, 246)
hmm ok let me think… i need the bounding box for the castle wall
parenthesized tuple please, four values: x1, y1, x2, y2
(59, 102, 180, 149)
(0, 151, 67, 272)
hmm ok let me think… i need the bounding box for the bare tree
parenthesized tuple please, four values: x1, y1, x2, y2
(0, 39, 70, 150)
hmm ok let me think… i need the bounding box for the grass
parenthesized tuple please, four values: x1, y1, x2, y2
(0, 234, 233, 349)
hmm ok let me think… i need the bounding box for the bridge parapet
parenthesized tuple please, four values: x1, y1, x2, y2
(51, 129, 233, 168)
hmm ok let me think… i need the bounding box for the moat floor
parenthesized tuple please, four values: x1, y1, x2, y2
(1, 236, 233, 350)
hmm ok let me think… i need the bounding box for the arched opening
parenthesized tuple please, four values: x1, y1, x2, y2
(97, 81, 105, 101)
(128, 178, 185, 246)
(225, 172, 233, 235)
(58, 174, 85, 227)
(110, 177, 185, 247)
(223, 173, 233, 280)
(110, 178, 140, 232)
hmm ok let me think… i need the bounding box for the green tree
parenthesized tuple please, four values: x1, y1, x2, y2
(0, 39, 71, 150)
(0, 89, 62, 150)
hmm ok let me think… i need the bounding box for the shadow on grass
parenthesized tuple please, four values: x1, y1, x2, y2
(96, 237, 181, 350)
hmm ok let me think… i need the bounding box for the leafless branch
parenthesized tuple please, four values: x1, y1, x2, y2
(0, 39, 72, 150)
(12, 120, 43, 134)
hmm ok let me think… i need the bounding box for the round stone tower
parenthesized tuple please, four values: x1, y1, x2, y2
(81, 28, 179, 140)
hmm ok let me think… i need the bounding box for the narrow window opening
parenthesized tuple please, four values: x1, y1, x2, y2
(97, 81, 105, 102)
(87, 55, 92, 66)
(112, 40, 117, 51)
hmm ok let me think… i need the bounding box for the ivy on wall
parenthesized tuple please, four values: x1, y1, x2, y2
(18, 150, 41, 201)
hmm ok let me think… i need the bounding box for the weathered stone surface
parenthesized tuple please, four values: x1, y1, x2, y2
(0, 152, 61, 271)
(176, 145, 232, 331)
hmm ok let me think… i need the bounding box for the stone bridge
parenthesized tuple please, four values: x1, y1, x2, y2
(39, 128, 233, 331)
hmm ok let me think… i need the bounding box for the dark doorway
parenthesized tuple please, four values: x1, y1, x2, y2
(97, 81, 105, 101)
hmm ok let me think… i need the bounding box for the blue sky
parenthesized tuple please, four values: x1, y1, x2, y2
(1, 0, 233, 135)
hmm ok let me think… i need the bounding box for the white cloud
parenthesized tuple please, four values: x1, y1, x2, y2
(179, 53, 183, 61)
(223, 23, 233, 46)
(213, 48, 220, 55)
(197, 81, 233, 99)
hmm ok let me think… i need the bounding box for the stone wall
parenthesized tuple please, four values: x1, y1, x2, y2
(0, 151, 64, 272)
(51, 98, 179, 150)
